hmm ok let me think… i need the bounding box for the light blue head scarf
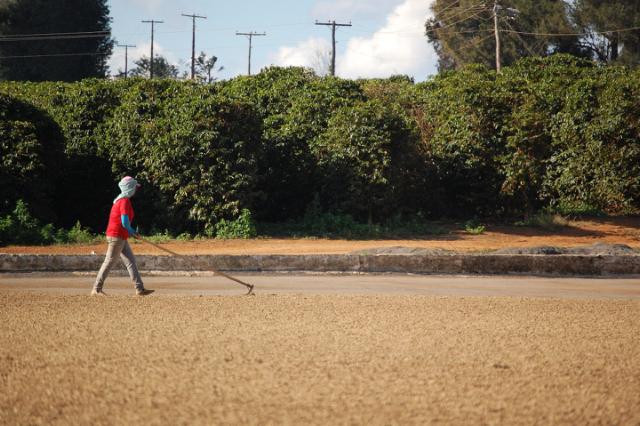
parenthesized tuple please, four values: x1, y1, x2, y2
(113, 176, 140, 204)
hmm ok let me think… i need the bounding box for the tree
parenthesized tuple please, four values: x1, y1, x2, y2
(194, 51, 223, 83)
(128, 55, 179, 79)
(571, 0, 640, 65)
(0, 0, 114, 81)
(425, 0, 581, 71)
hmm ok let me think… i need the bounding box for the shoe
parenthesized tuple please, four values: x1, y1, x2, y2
(136, 288, 155, 296)
(91, 289, 107, 296)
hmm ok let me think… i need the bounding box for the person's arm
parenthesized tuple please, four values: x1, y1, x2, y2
(121, 214, 138, 238)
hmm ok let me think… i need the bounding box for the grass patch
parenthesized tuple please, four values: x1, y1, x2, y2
(514, 212, 569, 230)
(143, 230, 174, 244)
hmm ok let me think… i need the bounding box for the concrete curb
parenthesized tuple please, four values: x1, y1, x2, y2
(2, 254, 640, 276)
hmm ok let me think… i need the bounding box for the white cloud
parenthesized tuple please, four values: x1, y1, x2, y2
(270, 37, 333, 75)
(312, 0, 400, 21)
(126, 0, 165, 12)
(270, 0, 437, 81)
(337, 0, 437, 79)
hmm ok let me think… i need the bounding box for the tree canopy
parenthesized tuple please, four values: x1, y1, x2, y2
(425, 0, 640, 71)
(127, 55, 180, 79)
(0, 0, 114, 81)
(194, 52, 223, 83)
(571, 0, 640, 65)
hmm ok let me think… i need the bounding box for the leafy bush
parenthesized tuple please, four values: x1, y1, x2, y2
(313, 99, 421, 222)
(543, 67, 640, 214)
(0, 81, 118, 230)
(64, 221, 98, 244)
(219, 68, 365, 221)
(213, 209, 257, 239)
(1, 55, 639, 244)
(0, 94, 65, 223)
(100, 79, 262, 232)
(0, 200, 48, 245)
(413, 64, 510, 217)
(0, 200, 99, 245)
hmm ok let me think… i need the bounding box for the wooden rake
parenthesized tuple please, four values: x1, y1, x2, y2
(138, 237, 255, 295)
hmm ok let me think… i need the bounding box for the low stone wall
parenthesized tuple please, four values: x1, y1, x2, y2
(1, 254, 640, 276)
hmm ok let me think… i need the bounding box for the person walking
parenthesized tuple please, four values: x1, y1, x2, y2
(92, 176, 153, 296)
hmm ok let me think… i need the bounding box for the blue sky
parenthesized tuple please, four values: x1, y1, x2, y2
(108, 0, 438, 81)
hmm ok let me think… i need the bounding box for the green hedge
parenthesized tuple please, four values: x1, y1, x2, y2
(0, 55, 638, 239)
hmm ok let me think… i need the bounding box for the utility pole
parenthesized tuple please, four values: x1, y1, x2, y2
(142, 19, 164, 78)
(493, 0, 502, 73)
(236, 31, 266, 76)
(117, 44, 136, 78)
(315, 20, 352, 76)
(182, 13, 207, 79)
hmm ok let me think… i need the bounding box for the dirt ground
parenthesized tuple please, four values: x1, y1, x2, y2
(1, 217, 639, 255)
(1, 292, 638, 425)
(2, 274, 640, 299)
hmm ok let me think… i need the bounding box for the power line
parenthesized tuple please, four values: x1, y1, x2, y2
(0, 52, 109, 59)
(440, 2, 487, 21)
(503, 19, 539, 57)
(437, 0, 463, 17)
(500, 25, 640, 37)
(315, 20, 352, 76)
(435, 2, 488, 28)
(142, 19, 164, 78)
(459, 32, 496, 52)
(0, 33, 110, 42)
(346, 26, 492, 38)
(236, 31, 266, 76)
(0, 30, 109, 39)
(182, 13, 207, 79)
(426, 1, 509, 45)
(437, 9, 490, 32)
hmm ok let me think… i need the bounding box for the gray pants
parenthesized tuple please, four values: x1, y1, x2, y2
(94, 237, 144, 291)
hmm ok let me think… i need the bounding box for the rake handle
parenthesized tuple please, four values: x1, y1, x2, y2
(137, 237, 254, 293)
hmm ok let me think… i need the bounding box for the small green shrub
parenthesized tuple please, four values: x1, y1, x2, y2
(64, 221, 98, 244)
(214, 209, 258, 239)
(176, 232, 193, 241)
(464, 220, 486, 235)
(0, 200, 99, 245)
(0, 200, 46, 245)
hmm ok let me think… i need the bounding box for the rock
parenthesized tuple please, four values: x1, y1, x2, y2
(492, 243, 638, 256)
(492, 246, 564, 255)
(565, 243, 637, 256)
(350, 246, 454, 256)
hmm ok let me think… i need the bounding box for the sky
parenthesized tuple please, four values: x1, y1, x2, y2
(107, 0, 439, 81)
